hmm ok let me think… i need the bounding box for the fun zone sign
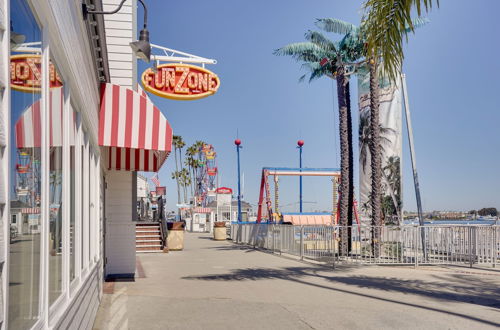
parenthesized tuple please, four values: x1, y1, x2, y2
(141, 63, 220, 101)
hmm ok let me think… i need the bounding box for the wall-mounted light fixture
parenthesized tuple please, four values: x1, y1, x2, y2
(82, 0, 151, 62)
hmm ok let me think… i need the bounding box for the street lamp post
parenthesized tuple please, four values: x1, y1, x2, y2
(235, 139, 242, 222)
(297, 140, 304, 213)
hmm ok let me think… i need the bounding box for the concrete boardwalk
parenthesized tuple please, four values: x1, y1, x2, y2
(94, 233, 500, 330)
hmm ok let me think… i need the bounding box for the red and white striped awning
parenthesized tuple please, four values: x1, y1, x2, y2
(99, 83, 173, 172)
(15, 87, 69, 148)
(194, 207, 212, 214)
(22, 208, 40, 214)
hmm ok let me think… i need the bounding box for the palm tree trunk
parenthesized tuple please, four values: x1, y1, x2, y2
(336, 65, 350, 256)
(369, 58, 382, 258)
(346, 80, 354, 253)
(179, 148, 186, 204)
(174, 147, 181, 208)
(190, 166, 195, 205)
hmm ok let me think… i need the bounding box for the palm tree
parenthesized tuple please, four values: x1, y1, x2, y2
(324, 17, 426, 255)
(176, 136, 186, 203)
(368, 56, 383, 257)
(172, 135, 182, 206)
(275, 20, 365, 255)
(179, 168, 191, 206)
(363, 0, 437, 82)
(185, 145, 198, 203)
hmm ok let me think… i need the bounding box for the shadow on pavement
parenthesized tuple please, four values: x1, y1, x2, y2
(182, 266, 500, 327)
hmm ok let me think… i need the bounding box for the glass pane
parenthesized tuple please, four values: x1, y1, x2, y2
(88, 150, 92, 263)
(69, 111, 76, 281)
(81, 134, 86, 269)
(48, 49, 64, 304)
(8, 0, 42, 327)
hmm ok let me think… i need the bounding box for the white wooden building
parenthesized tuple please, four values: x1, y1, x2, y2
(0, 0, 172, 328)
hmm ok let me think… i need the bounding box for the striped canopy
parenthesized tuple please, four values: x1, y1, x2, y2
(15, 87, 71, 148)
(194, 207, 211, 214)
(99, 83, 173, 172)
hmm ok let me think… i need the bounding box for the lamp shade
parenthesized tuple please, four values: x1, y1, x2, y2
(130, 29, 151, 62)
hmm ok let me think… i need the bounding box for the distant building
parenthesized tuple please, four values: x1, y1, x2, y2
(187, 187, 254, 233)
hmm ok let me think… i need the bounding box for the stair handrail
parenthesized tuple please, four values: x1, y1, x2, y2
(159, 217, 168, 251)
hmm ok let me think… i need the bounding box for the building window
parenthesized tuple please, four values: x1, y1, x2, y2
(69, 108, 77, 281)
(48, 57, 64, 305)
(88, 147, 93, 264)
(8, 0, 42, 327)
(82, 132, 88, 270)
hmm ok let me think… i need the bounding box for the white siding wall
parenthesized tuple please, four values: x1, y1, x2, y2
(54, 262, 103, 330)
(0, 0, 7, 326)
(103, 0, 136, 90)
(105, 171, 136, 277)
(102, 0, 137, 278)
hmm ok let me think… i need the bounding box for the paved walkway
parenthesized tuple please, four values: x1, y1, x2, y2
(94, 233, 500, 330)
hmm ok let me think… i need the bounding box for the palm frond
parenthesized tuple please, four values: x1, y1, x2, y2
(298, 62, 331, 82)
(308, 67, 329, 82)
(409, 17, 430, 31)
(304, 30, 337, 52)
(273, 42, 320, 57)
(315, 18, 357, 35)
(363, 0, 438, 82)
(275, 42, 334, 64)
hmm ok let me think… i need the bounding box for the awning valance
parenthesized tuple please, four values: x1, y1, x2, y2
(194, 207, 211, 214)
(99, 83, 172, 172)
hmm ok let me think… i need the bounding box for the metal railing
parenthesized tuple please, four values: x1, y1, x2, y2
(230, 224, 499, 267)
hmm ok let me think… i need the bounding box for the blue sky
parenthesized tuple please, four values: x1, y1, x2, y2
(138, 0, 500, 213)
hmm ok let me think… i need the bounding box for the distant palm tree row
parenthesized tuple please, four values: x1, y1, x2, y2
(275, 1, 436, 255)
(171, 136, 208, 207)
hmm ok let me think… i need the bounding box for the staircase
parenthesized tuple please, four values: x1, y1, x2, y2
(136, 222, 163, 253)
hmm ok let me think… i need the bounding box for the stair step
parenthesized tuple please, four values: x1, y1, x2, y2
(136, 250, 163, 253)
(135, 223, 163, 254)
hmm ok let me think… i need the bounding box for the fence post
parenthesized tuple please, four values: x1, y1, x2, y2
(331, 226, 336, 269)
(493, 226, 497, 268)
(278, 225, 283, 255)
(272, 224, 277, 254)
(414, 226, 419, 268)
(469, 226, 473, 268)
(300, 226, 304, 260)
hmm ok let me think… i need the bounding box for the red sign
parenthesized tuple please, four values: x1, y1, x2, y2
(141, 63, 220, 101)
(156, 186, 166, 196)
(216, 187, 232, 194)
(10, 54, 63, 92)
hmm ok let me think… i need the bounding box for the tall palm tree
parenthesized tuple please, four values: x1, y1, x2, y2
(176, 136, 186, 203)
(275, 20, 364, 254)
(185, 145, 198, 203)
(172, 135, 182, 206)
(321, 17, 426, 254)
(369, 56, 382, 254)
(363, 0, 438, 82)
(179, 168, 191, 206)
(193, 141, 206, 205)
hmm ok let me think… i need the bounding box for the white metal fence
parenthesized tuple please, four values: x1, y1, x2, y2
(230, 224, 499, 267)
